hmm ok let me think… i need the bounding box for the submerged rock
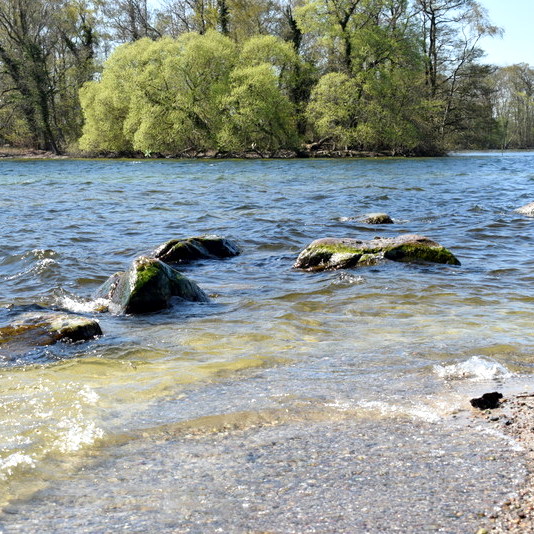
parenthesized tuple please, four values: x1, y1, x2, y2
(154, 235, 240, 264)
(362, 212, 394, 224)
(0, 312, 102, 355)
(516, 202, 534, 217)
(96, 256, 208, 314)
(294, 234, 461, 271)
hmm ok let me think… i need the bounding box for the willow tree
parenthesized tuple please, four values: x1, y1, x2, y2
(219, 35, 301, 153)
(80, 32, 237, 154)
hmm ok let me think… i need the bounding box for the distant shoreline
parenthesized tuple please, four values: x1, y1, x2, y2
(2, 147, 533, 161)
(0, 147, 443, 160)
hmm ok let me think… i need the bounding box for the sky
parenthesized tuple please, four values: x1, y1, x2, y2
(478, 0, 534, 66)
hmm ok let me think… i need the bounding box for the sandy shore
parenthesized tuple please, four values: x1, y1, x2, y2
(473, 392, 534, 533)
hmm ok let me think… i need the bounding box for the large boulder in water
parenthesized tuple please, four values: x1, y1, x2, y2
(294, 234, 461, 271)
(515, 202, 534, 217)
(154, 235, 240, 264)
(0, 311, 102, 356)
(96, 256, 208, 314)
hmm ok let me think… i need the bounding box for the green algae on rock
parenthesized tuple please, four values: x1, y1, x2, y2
(294, 234, 461, 271)
(154, 235, 240, 264)
(362, 212, 394, 224)
(0, 312, 102, 355)
(96, 256, 208, 314)
(515, 202, 534, 217)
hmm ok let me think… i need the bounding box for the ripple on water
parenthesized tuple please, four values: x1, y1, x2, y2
(0, 155, 534, 524)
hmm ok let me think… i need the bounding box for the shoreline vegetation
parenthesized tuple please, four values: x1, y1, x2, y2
(0, 146, 442, 160)
(1, 1, 533, 158)
(2, 146, 534, 161)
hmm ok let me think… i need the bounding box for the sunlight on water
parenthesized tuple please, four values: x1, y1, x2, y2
(0, 155, 533, 523)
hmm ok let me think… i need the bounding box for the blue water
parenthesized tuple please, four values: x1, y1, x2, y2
(0, 155, 533, 532)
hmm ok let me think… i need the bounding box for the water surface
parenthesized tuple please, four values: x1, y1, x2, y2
(1, 155, 533, 532)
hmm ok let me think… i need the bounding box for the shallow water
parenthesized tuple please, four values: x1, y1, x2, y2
(0, 155, 533, 531)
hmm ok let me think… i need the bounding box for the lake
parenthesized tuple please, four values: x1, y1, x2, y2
(0, 154, 533, 532)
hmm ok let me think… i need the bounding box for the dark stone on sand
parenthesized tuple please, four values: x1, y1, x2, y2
(154, 235, 240, 264)
(0, 311, 102, 355)
(294, 234, 461, 271)
(470, 391, 503, 410)
(96, 256, 208, 314)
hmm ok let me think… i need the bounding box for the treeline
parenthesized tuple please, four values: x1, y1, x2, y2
(0, 0, 533, 156)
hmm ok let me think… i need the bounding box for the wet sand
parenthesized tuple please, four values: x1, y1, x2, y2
(0, 404, 527, 534)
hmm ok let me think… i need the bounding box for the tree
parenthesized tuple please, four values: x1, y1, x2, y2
(306, 71, 360, 148)
(0, 0, 101, 152)
(295, 0, 373, 73)
(491, 64, 534, 149)
(103, 0, 160, 42)
(79, 32, 237, 154)
(155, 0, 278, 41)
(219, 63, 299, 153)
(414, 0, 501, 141)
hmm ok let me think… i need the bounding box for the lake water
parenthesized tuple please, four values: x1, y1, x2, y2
(0, 154, 533, 532)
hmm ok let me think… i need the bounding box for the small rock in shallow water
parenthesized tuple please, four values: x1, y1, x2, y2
(362, 212, 394, 224)
(154, 235, 240, 264)
(0, 311, 102, 355)
(470, 392, 503, 410)
(515, 202, 534, 217)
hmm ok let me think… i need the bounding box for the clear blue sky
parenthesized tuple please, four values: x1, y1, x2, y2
(479, 0, 534, 66)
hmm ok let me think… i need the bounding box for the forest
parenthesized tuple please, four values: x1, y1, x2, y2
(0, 0, 533, 157)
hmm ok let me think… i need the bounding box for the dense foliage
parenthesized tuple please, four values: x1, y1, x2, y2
(0, 0, 532, 156)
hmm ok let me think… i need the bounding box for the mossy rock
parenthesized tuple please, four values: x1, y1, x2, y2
(154, 235, 240, 264)
(96, 256, 208, 314)
(515, 202, 534, 217)
(294, 234, 460, 271)
(362, 212, 394, 224)
(0, 312, 102, 355)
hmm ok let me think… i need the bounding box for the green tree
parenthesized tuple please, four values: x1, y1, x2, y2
(79, 31, 237, 154)
(0, 0, 101, 152)
(219, 62, 299, 153)
(306, 71, 360, 148)
(491, 64, 534, 149)
(414, 0, 501, 142)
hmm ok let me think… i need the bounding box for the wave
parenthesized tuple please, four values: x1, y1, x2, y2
(58, 294, 109, 314)
(433, 356, 512, 381)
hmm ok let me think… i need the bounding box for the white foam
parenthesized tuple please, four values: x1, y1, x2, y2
(55, 419, 104, 453)
(332, 399, 442, 423)
(59, 295, 109, 313)
(363, 400, 442, 423)
(434, 356, 512, 381)
(0, 452, 36, 480)
(79, 386, 100, 404)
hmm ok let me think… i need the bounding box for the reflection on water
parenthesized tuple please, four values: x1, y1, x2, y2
(0, 155, 533, 528)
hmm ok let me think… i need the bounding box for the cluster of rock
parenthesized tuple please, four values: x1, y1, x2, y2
(1, 235, 240, 357)
(4, 199, 533, 358)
